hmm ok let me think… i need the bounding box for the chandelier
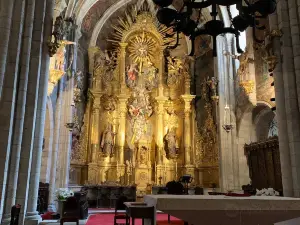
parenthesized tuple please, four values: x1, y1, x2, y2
(153, 0, 277, 56)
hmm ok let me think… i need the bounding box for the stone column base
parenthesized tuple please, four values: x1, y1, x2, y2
(24, 212, 42, 225)
(1, 214, 11, 225)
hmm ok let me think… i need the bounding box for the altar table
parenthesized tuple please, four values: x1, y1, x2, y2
(143, 195, 300, 225)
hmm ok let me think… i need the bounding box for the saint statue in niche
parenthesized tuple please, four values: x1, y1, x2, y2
(100, 123, 116, 156)
(164, 127, 179, 159)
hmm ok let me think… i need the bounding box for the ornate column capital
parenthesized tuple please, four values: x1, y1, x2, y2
(120, 42, 128, 50)
(181, 94, 196, 109)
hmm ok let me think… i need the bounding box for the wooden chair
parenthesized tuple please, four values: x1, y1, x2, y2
(60, 196, 80, 225)
(114, 196, 130, 225)
(127, 206, 155, 225)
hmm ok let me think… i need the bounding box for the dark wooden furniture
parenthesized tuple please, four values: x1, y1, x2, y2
(124, 203, 155, 225)
(82, 185, 136, 208)
(74, 190, 88, 219)
(114, 196, 130, 225)
(37, 182, 49, 214)
(10, 205, 21, 225)
(244, 136, 283, 194)
(61, 196, 80, 224)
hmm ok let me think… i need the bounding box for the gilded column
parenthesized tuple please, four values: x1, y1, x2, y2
(119, 43, 128, 92)
(158, 47, 165, 97)
(117, 98, 127, 165)
(90, 97, 100, 162)
(156, 98, 166, 165)
(182, 95, 195, 166)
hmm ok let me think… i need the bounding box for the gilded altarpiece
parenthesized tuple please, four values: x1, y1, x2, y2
(72, 9, 220, 194)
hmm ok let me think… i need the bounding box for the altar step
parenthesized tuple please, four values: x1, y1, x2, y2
(88, 208, 165, 215)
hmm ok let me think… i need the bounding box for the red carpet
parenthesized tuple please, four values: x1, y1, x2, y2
(86, 214, 183, 225)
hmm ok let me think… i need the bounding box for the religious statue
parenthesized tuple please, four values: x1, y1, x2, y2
(100, 123, 116, 156)
(143, 61, 158, 90)
(206, 76, 219, 101)
(167, 56, 183, 87)
(128, 85, 153, 143)
(126, 63, 139, 88)
(164, 128, 179, 159)
(236, 47, 254, 79)
(100, 94, 117, 111)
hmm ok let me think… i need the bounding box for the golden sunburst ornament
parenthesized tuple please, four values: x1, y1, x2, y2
(108, 4, 175, 51)
(128, 32, 156, 64)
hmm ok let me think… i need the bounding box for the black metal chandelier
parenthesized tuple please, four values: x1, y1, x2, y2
(153, 0, 277, 56)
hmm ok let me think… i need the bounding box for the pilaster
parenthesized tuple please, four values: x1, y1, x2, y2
(90, 96, 101, 163)
(181, 95, 196, 166)
(117, 97, 127, 165)
(119, 43, 128, 93)
(156, 96, 168, 165)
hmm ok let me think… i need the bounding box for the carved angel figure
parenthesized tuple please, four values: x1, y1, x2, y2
(164, 128, 179, 159)
(100, 123, 116, 156)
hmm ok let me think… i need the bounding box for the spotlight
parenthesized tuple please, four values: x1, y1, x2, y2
(252, 0, 277, 17)
(153, 0, 173, 7)
(157, 8, 178, 26)
(232, 15, 251, 32)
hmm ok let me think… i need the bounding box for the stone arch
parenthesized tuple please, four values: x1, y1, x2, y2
(253, 102, 276, 141)
(40, 97, 54, 183)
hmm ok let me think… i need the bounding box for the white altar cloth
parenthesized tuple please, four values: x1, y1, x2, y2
(144, 195, 300, 225)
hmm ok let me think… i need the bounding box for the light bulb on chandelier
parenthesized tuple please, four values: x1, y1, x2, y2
(153, 0, 277, 57)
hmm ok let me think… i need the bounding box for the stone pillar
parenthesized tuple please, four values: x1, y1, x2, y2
(182, 95, 195, 167)
(227, 36, 239, 190)
(277, 0, 300, 197)
(5, 0, 40, 223)
(25, 0, 50, 222)
(272, 1, 296, 197)
(155, 98, 167, 165)
(0, 0, 15, 98)
(56, 79, 73, 188)
(119, 43, 128, 92)
(0, 0, 26, 221)
(90, 97, 100, 162)
(48, 79, 64, 211)
(117, 98, 127, 165)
